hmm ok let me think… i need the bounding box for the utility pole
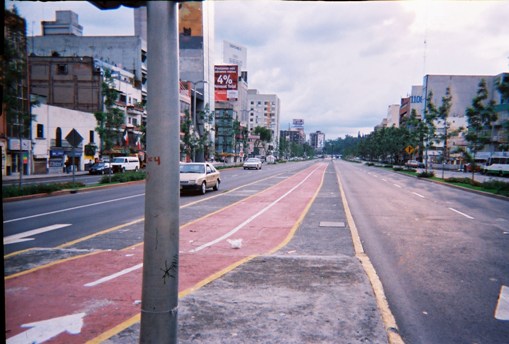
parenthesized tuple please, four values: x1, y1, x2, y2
(192, 80, 207, 162)
(140, 2, 180, 343)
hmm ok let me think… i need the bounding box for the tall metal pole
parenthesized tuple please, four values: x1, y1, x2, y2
(192, 80, 207, 162)
(140, 2, 180, 343)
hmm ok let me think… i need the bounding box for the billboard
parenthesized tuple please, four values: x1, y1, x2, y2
(292, 119, 304, 129)
(215, 65, 238, 101)
(223, 40, 247, 70)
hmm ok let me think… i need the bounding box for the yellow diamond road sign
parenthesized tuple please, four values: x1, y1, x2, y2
(405, 145, 414, 154)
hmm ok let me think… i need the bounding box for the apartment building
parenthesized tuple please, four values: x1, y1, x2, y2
(247, 89, 281, 154)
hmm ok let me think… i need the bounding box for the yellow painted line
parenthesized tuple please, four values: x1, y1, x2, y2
(87, 163, 328, 343)
(6, 170, 292, 259)
(57, 218, 145, 249)
(334, 162, 404, 344)
(269, 163, 326, 254)
(5, 250, 103, 280)
(86, 313, 140, 344)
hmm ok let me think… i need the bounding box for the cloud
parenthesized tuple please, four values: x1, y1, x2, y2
(8, 0, 509, 141)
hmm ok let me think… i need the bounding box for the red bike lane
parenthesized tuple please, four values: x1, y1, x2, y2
(5, 163, 327, 343)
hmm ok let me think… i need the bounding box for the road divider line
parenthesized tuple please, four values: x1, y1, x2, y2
(412, 192, 425, 198)
(393, 184, 402, 188)
(189, 165, 323, 253)
(84, 263, 143, 287)
(4, 194, 145, 224)
(448, 207, 474, 219)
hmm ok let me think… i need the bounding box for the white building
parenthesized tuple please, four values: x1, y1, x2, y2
(247, 89, 281, 154)
(386, 104, 400, 127)
(32, 103, 99, 174)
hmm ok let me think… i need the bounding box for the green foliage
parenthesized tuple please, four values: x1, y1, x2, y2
(99, 170, 146, 184)
(465, 79, 497, 154)
(2, 182, 85, 198)
(481, 180, 509, 196)
(445, 177, 481, 187)
(417, 171, 435, 178)
(94, 69, 126, 155)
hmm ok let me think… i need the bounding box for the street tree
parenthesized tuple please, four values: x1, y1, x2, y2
(94, 69, 125, 158)
(422, 91, 440, 171)
(465, 79, 497, 180)
(435, 87, 463, 165)
(253, 126, 272, 155)
(495, 74, 509, 150)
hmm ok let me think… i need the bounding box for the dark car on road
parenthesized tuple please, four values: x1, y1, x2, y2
(88, 162, 111, 175)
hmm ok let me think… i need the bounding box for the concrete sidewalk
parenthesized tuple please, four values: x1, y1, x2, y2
(104, 162, 393, 343)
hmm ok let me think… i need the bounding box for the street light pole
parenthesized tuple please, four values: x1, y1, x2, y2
(192, 80, 207, 162)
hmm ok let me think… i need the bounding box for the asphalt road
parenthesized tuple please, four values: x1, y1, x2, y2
(4, 161, 390, 343)
(4, 159, 508, 343)
(335, 159, 509, 344)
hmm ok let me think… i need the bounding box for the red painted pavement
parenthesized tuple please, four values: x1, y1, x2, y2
(5, 163, 327, 343)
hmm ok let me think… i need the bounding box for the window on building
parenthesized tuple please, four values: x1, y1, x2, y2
(56, 127, 62, 147)
(37, 124, 44, 138)
(133, 118, 138, 126)
(89, 130, 95, 143)
(56, 64, 68, 75)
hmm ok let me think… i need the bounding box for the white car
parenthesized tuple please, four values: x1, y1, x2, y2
(180, 162, 221, 194)
(243, 158, 262, 170)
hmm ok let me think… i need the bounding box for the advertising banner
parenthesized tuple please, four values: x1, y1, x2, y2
(215, 65, 238, 101)
(292, 119, 304, 129)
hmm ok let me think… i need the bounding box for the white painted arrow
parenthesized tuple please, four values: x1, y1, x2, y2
(4, 224, 71, 245)
(495, 285, 509, 321)
(7, 312, 86, 344)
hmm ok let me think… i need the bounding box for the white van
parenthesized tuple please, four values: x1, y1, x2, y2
(110, 156, 140, 173)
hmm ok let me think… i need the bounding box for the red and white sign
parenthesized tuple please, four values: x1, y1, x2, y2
(215, 65, 238, 101)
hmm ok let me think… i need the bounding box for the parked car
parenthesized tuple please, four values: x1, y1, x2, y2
(243, 158, 262, 170)
(405, 160, 425, 168)
(110, 156, 140, 173)
(180, 162, 221, 194)
(88, 162, 111, 175)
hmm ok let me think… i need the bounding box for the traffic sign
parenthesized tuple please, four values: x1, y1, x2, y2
(405, 145, 414, 154)
(66, 129, 83, 148)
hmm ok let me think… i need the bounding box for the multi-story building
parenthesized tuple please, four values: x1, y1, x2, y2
(309, 131, 326, 152)
(422, 74, 494, 162)
(247, 89, 280, 154)
(29, 56, 102, 113)
(386, 104, 400, 128)
(30, 10, 148, 103)
(28, 55, 145, 163)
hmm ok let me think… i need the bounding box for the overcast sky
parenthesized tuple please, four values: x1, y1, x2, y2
(6, 1, 509, 140)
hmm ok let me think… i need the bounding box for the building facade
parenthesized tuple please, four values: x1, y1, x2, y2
(31, 103, 99, 174)
(247, 89, 280, 154)
(30, 11, 148, 103)
(309, 131, 326, 152)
